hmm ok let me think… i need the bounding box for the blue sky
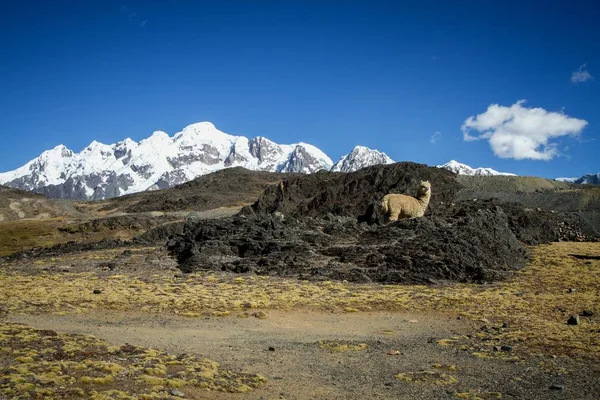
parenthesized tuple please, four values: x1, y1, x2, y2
(1, 0, 598, 178)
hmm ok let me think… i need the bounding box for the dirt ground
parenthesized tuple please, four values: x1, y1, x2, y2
(7, 309, 597, 400)
(2, 242, 600, 399)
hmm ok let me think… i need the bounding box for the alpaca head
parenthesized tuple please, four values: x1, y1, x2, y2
(417, 181, 431, 198)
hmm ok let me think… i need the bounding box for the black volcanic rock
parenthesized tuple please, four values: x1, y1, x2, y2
(241, 162, 460, 223)
(167, 203, 527, 284)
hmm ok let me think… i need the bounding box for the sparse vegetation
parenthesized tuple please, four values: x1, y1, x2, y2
(318, 341, 368, 352)
(1, 242, 598, 360)
(0, 219, 67, 257)
(0, 323, 265, 399)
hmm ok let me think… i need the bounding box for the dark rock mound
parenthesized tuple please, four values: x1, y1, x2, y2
(240, 162, 460, 223)
(5, 239, 130, 261)
(325, 205, 528, 283)
(166, 162, 598, 284)
(134, 221, 186, 244)
(167, 204, 527, 284)
(58, 214, 179, 234)
(444, 200, 598, 244)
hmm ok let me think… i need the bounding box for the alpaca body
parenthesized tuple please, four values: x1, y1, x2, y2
(380, 181, 431, 222)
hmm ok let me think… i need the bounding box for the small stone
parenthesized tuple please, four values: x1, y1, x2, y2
(502, 322, 509, 328)
(384, 382, 394, 387)
(456, 315, 462, 320)
(501, 345, 513, 352)
(268, 346, 275, 352)
(567, 288, 576, 293)
(387, 350, 401, 355)
(493, 346, 502, 352)
(93, 289, 102, 294)
(567, 315, 580, 325)
(549, 384, 564, 391)
(580, 310, 594, 317)
(252, 311, 267, 319)
(170, 389, 185, 397)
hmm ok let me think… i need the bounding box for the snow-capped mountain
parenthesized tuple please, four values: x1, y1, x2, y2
(574, 173, 600, 185)
(0, 122, 333, 200)
(331, 146, 394, 172)
(554, 177, 579, 183)
(437, 160, 516, 176)
(555, 174, 600, 184)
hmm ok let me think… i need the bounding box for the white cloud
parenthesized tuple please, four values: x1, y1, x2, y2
(571, 63, 593, 83)
(430, 131, 441, 144)
(461, 100, 588, 160)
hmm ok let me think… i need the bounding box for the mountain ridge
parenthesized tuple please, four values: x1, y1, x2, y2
(3, 120, 598, 201)
(437, 160, 516, 176)
(0, 122, 394, 200)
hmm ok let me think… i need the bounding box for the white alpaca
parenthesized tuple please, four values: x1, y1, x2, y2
(380, 181, 432, 222)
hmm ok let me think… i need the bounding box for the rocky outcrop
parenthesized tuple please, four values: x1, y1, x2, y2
(242, 162, 460, 222)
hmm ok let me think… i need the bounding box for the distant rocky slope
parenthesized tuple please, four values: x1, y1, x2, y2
(0, 185, 80, 221)
(102, 167, 290, 214)
(0, 122, 397, 200)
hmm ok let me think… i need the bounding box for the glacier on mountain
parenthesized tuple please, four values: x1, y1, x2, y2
(331, 146, 394, 173)
(573, 173, 600, 185)
(0, 122, 334, 200)
(437, 160, 516, 176)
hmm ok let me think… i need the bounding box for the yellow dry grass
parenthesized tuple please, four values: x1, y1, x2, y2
(318, 340, 368, 352)
(0, 219, 65, 257)
(395, 370, 458, 386)
(0, 218, 143, 257)
(0, 323, 265, 399)
(1, 242, 598, 360)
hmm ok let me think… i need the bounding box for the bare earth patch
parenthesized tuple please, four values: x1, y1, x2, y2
(1, 242, 599, 398)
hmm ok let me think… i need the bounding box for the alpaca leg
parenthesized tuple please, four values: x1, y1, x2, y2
(389, 208, 401, 221)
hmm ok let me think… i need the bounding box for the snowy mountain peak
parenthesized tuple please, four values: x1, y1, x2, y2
(0, 121, 335, 200)
(555, 173, 600, 185)
(186, 121, 217, 131)
(176, 122, 226, 138)
(555, 177, 579, 183)
(575, 173, 600, 185)
(331, 145, 394, 172)
(42, 145, 73, 159)
(437, 160, 516, 176)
